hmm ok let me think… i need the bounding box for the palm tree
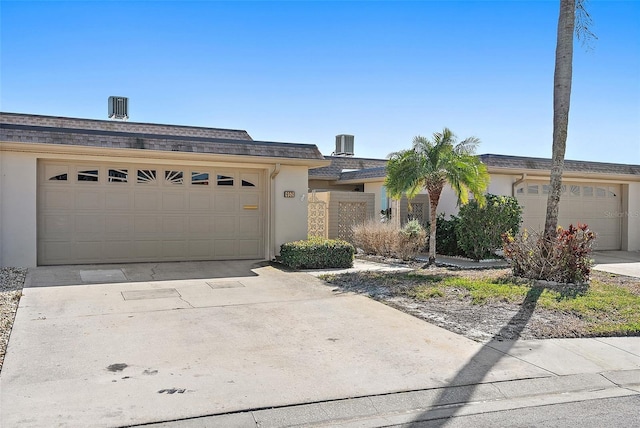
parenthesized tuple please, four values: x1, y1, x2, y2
(385, 128, 490, 265)
(544, 0, 595, 240)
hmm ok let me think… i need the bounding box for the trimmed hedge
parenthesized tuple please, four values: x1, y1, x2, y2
(280, 237, 355, 269)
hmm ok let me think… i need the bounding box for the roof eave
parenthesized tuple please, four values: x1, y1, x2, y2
(0, 141, 331, 168)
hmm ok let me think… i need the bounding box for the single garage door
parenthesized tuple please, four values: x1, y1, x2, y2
(38, 161, 265, 265)
(515, 181, 621, 250)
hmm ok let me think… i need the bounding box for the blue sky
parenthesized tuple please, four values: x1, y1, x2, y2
(1, 0, 639, 163)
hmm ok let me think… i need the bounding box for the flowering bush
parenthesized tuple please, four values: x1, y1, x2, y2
(502, 223, 596, 284)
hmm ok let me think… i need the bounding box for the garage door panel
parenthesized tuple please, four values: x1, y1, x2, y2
(104, 241, 133, 260)
(74, 242, 103, 261)
(76, 191, 102, 210)
(188, 241, 211, 258)
(43, 190, 73, 210)
(38, 162, 265, 264)
(214, 194, 239, 213)
(162, 241, 187, 258)
(41, 242, 72, 262)
(188, 216, 211, 234)
(105, 216, 132, 235)
(516, 181, 621, 250)
(238, 216, 261, 237)
(134, 216, 160, 234)
(105, 192, 131, 210)
(134, 241, 161, 258)
(188, 193, 212, 210)
(75, 215, 105, 234)
(238, 240, 261, 257)
(213, 216, 237, 237)
(162, 193, 186, 211)
(214, 240, 237, 257)
(43, 215, 73, 236)
(134, 192, 159, 210)
(162, 217, 186, 235)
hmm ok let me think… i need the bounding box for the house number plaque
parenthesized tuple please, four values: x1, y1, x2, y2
(284, 191, 295, 198)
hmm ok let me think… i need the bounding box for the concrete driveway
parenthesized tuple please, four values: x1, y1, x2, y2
(0, 260, 555, 428)
(1, 260, 638, 427)
(592, 251, 640, 278)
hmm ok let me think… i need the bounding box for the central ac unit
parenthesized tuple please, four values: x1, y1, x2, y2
(108, 96, 129, 120)
(335, 134, 354, 156)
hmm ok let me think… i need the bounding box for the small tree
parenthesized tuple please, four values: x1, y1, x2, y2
(456, 194, 522, 261)
(385, 128, 490, 265)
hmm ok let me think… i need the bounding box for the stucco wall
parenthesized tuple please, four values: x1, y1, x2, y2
(487, 174, 516, 197)
(623, 182, 640, 251)
(1, 152, 37, 267)
(273, 165, 309, 256)
(363, 182, 385, 215)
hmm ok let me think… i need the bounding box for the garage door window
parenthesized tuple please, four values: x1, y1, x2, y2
(108, 169, 128, 183)
(78, 169, 99, 182)
(165, 170, 183, 185)
(49, 173, 68, 181)
(191, 172, 209, 185)
(137, 169, 157, 184)
(217, 174, 234, 186)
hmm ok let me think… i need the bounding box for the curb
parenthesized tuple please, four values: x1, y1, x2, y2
(133, 370, 640, 427)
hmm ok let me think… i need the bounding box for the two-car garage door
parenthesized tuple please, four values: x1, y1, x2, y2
(38, 161, 265, 265)
(515, 181, 622, 250)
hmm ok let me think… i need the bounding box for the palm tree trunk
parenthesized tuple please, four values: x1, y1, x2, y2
(427, 187, 443, 265)
(544, 0, 575, 240)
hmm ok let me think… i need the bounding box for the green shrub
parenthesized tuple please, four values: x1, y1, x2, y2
(456, 194, 522, 261)
(280, 237, 355, 269)
(502, 223, 596, 284)
(397, 220, 428, 260)
(426, 214, 464, 257)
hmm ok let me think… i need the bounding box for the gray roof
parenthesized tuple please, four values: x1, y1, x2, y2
(479, 154, 640, 176)
(310, 153, 640, 184)
(309, 156, 388, 179)
(0, 112, 253, 140)
(338, 166, 387, 181)
(0, 112, 325, 161)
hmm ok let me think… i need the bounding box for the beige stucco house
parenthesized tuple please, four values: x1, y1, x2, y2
(0, 112, 328, 267)
(309, 154, 640, 252)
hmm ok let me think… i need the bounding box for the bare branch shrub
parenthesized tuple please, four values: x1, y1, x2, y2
(353, 219, 427, 260)
(352, 220, 398, 257)
(502, 223, 595, 284)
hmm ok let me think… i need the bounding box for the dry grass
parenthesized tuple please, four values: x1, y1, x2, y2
(322, 266, 640, 342)
(353, 220, 427, 260)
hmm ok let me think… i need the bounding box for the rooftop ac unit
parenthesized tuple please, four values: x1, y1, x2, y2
(108, 96, 129, 120)
(335, 134, 354, 156)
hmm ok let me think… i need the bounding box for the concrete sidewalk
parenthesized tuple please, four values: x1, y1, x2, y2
(592, 250, 640, 278)
(1, 260, 639, 428)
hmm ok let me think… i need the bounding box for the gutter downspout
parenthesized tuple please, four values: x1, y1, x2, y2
(269, 163, 281, 260)
(512, 173, 527, 197)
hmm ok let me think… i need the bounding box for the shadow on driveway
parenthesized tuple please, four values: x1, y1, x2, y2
(412, 287, 544, 426)
(25, 259, 267, 287)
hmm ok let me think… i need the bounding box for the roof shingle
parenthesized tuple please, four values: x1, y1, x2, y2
(0, 113, 325, 161)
